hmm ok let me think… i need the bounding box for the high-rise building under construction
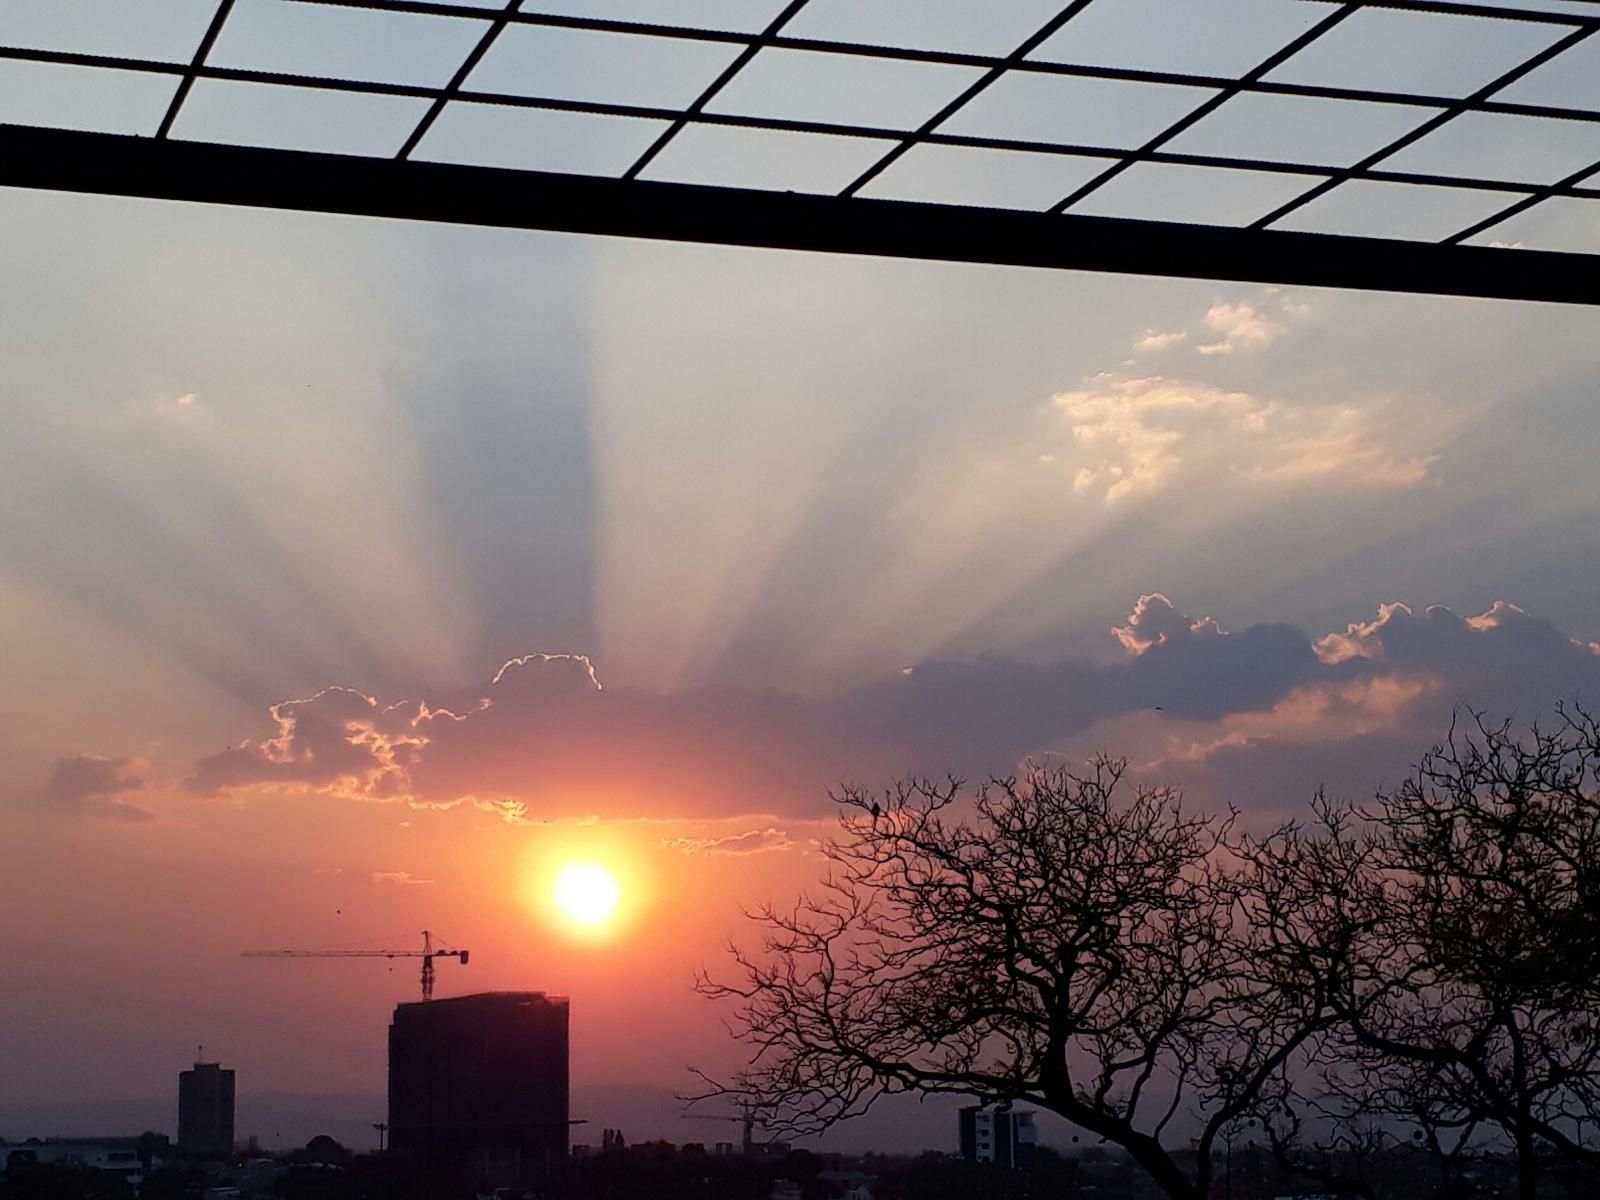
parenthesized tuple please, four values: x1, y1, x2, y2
(177, 1060, 235, 1156)
(388, 991, 569, 1189)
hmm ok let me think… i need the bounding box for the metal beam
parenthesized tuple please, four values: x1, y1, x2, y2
(2, 123, 1595, 305)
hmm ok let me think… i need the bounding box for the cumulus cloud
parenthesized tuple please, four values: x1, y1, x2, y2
(1314, 601, 1600, 718)
(1050, 375, 1434, 503)
(1112, 593, 1225, 654)
(662, 827, 797, 856)
(159, 596, 1600, 825)
(40, 754, 153, 822)
(1133, 329, 1188, 353)
(1135, 600, 1600, 813)
(1139, 729, 1425, 821)
(1257, 407, 1435, 486)
(1056, 375, 1262, 503)
(1196, 302, 1284, 355)
(176, 598, 1327, 818)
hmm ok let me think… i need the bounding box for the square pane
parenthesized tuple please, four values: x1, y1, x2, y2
(784, 0, 1068, 57)
(1167, 94, 1440, 169)
(945, 74, 1218, 151)
(1266, 8, 1567, 99)
(0, 0, 218, 62)
(415, 103, 670, 175)
(518, 0, 789, 34)
(860, 143, 1115, 210)
(1031, 0, 1323, 77)
(0, 60, 176, 136)
(172, 79, 431, 157)
(1067, 162, 1327, 226)
(468, 25, 742, 109)
(1467, 0, 1600, 13)
(209, 0, 485, 88)
(1271, 179, 1530, 241)
(639, 124, 894, 193)
(1496, 37, 1600, 112)
(1383, 112, 1600, 185)
(1462, 196, 1600, 252)
(706, 50, 982, 130)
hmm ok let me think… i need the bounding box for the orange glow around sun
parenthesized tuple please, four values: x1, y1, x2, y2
(522, 830, 656, 944)
(554, 863, 621, 926)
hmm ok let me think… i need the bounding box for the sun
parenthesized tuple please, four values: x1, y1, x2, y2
(553, 864, 621, 926)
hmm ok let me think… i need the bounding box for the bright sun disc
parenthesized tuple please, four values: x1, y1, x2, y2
(554, 864, 621, 926)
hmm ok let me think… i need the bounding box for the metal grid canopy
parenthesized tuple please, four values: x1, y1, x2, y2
(4, 0, 1600, 302)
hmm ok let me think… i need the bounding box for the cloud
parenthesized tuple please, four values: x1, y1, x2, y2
(39, 754, 154, 822)
(662, 827, 797, 856)
(371, 871, 433, 885)
(1133, 329, 1188, 353)
(1131, 600, 1600, 814)
(1313, 601, 1600, 719)
(1196, 302, 1284, 356)
(177, 597, 1326, 818)
(1112, 592, 1225, 654)
(183, 685, 430, 801)
(162, 596, 1600, 825)
(1056, 375, 1261, 503)
(1139, 729, 1425, 820)
(1050, 376, 1434, 503)
(1257, 407, 1435, 486)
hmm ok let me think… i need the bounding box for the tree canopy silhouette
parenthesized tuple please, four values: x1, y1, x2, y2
(700, 759, 1331, 1200)
(702, 711, 1600, 1200)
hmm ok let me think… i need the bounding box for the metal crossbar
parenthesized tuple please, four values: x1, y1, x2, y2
(1, 0, 1598, 301)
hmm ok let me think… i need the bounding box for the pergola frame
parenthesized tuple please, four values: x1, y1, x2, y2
(4, 0, 1600, 302)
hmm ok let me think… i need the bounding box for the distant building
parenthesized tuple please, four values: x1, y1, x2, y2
(179, 1060, 236, 1156)
(958, 1104, 1037, 1168)
(1, 1138, 144, 1189)
(389, 991, 569, 1190)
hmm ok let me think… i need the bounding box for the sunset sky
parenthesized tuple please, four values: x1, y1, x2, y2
(7, 0, 1600, 1139)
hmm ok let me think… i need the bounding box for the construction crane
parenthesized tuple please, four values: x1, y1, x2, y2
(681, 1104, 764, 1154)
(242, 930, 468, 1001)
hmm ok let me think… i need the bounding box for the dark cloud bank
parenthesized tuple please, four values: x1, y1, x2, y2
(131, 595, 1600, 824)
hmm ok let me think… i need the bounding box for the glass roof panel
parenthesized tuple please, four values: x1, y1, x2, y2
(860, 143, 1115, 209)
(706, 49, 983, 131)
(172, 78, 432, 157)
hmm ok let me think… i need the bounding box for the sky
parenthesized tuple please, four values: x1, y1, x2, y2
(5, 0, 1600, 1146)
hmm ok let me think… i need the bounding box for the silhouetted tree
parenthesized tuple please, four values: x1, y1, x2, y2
(698, 759, 1338, 1200)
(300, 1136, 351, 1166)
(0, 1161, 133, 1200)
(1248, 707, 1600, 1200)
(133, 1131, 172, 1172)
(138, 1163, 206, 1199)
(273, 1151, 469, 1200)
(874, 1149, 1076, 1200)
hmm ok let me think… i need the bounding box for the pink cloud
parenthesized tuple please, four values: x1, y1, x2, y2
(155, 597, 1600, 825)
(662, 827, 798, 856)
(40, 754, 153, 822)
